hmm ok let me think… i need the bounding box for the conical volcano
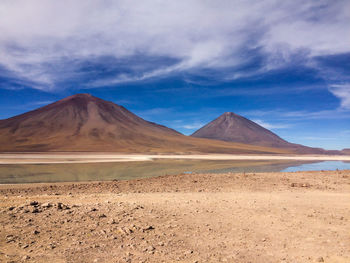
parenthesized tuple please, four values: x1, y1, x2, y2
(191, 112, 290, 147)
(0, 94, 182, 152)
(0, 95, 289, 153)
(191, 112, 326, 154)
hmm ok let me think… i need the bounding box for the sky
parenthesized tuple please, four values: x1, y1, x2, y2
(0, 0, 349, 150)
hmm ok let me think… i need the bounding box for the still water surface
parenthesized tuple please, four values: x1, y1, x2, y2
(281, 161, 350, 172)
(0, 159, 349, 184)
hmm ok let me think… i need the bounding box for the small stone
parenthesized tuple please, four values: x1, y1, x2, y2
(317, 257, 324, 262)
(57, 203, 69, 210)
(30, 201, 39, 206)
(147, 246, 155, 251)
(22, 255, 30, 260)
(41, 202, 52, 208)
(98, 214, 107, 218)
(33, 230, 40, 235)
(143, 225, 155, 231)
(108, 219, 117, 224)
(47, 243, 56, 249)
(8, 206, 15, 211)
(32, 208, 40, 213)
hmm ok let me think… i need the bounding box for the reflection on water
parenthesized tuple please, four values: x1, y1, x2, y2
(281, 161, 350, 172)
(0, 159, 349, 184)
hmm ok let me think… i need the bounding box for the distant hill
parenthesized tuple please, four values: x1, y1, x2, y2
(0, 94, 289, 154)
(342, 149, 350, 155)
(191, 112, 332, 154)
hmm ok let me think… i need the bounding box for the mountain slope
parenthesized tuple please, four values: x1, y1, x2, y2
(0, 95, 289, 154)
(342, 149, 350, 155)
(191, 112, 327, 154)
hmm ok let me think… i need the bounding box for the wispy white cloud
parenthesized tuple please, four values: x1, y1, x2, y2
(30, 100, 54, 106)
(181, 123, 205, 130)
(0, 0, 349, 89)
(252, 119, 291, 129)
(242, 108, 350, 120)
(300, 136, 338, 141)
(329, 84, 350, 110)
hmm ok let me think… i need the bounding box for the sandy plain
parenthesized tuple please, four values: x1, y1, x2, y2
(0, 169, 349, 263)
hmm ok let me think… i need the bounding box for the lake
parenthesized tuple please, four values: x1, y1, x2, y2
(0, 159, 349, 184)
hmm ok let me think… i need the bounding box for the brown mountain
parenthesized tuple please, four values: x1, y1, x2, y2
(342, 148, 350, 155)
(0, 94, 289, 154)
(191, 112, 328, 154)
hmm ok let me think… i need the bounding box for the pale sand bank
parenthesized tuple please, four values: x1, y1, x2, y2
(0, 153, 350, 164)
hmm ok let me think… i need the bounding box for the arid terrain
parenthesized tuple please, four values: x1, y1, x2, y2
(1, 170, 349, 263)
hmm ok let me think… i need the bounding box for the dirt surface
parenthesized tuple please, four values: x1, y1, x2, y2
(0, 170, 349, 263)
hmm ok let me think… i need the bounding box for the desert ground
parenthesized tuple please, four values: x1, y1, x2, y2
(0, 153, 350, 164)
(0, 170, 349, 263)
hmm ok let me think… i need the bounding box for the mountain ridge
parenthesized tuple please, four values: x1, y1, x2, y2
(0, 94, 290, 154)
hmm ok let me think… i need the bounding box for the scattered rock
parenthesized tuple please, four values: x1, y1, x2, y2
(143, 225, 155, 231)
(22, 255, 30, 260)
(30, 201, 39, 206)
(146, 246, 155, 252)
(32, 208, 40, 213)
(41, 202, 52, 208)
(317, 257, 324, 262)
(48, 243, 56, 249)
(108, 219, 117, 224)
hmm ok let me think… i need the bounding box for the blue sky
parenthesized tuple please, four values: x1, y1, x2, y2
(0, 0, 349, 150)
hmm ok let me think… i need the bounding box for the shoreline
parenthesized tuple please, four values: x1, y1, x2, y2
(0, 153, 350, 164)
(0, 169, 349, 188)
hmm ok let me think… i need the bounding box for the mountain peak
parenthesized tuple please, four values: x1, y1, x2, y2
(222, 112, 238, 118)
(62, 93, 97, 102)
(192, 112, 291, 148)
(55, 93, 121, 112)
(73, 93, 93, 98)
